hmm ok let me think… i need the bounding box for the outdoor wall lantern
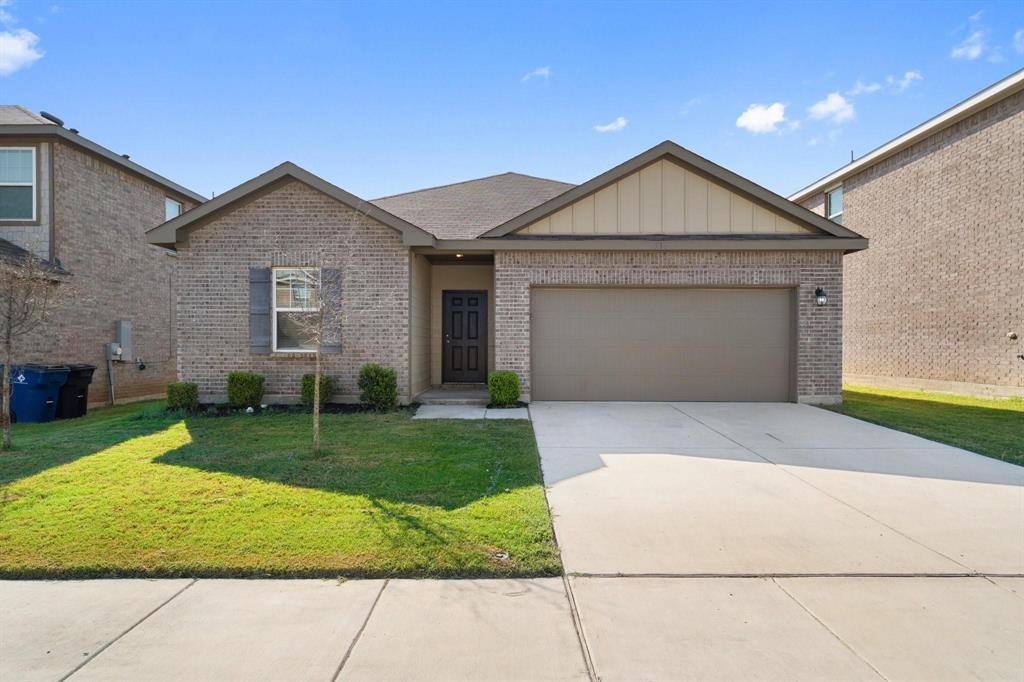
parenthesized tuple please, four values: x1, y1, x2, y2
(815, 288, 828, 306)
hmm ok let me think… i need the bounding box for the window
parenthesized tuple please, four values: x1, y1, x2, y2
(0, 147, 36, 221)
(165, 197, 183, 221)
(826, 186, 843, 225)
(272, 267, 320, 351)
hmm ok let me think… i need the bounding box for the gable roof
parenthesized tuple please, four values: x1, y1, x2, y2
(372, 172, 574, 240)
(146, 162, 435, 248)
(0, 237, 66, 276)
(481, 141, 862, 239)
(790, 68, 1024, 203)
(0, 105, 204, 203)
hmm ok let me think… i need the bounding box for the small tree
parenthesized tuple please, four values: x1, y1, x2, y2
(286, 261, 343, 455)
(0, 254, 61, 450)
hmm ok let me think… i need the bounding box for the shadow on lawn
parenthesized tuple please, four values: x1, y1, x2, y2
(152, 410, 541, 510)
(0, 403, 174, 486)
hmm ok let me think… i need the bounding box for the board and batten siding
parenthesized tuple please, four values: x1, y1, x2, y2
(517, 159, 813, 236)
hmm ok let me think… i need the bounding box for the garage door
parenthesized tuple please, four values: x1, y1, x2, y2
(531, 288, 793, 401)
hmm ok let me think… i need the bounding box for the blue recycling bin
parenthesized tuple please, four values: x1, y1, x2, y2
(5, 365, 70, 423)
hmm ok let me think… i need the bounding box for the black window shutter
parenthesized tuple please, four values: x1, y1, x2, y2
(320, 267, 341, 354)
(249, 268, 272, 354)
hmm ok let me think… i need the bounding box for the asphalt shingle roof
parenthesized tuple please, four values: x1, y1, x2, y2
(372, 172, 574, 240)
(0, 105, 56, 125)
(0, 238, 65, 274)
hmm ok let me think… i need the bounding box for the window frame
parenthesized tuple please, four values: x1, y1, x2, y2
(271, 266, 321, 353)
(165, 197, 183, 221)
(0, 146, 37, 222)
(825, 184, 843, 224)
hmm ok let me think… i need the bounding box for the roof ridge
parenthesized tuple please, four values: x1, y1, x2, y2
(372, 171, 572, 202)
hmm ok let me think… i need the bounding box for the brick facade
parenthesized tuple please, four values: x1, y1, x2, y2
(176, 180, 411, 403)
(12, 140, 196, 405)
(801, 89, 1024, 396)
(493, 250, 844, 403)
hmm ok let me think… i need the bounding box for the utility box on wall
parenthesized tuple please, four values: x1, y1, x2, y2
(115, 320, 133, 361)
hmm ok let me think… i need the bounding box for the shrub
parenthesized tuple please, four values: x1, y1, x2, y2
(487, 371, 520, 406)
(226, 371, 265, 408)
(358, 363, 397, 411)
(301, 373, 336, 406)
(166, 382, 199, 412)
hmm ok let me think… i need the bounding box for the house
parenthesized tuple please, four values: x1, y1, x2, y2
(147, 141, 866, 405)
(790, 69, 1024, 398)
(0, 106, 203, 405)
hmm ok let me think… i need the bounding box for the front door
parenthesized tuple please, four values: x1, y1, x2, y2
(442, 290, 487, 383)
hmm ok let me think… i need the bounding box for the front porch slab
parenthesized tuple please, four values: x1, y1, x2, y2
(412, 405, 531, 420)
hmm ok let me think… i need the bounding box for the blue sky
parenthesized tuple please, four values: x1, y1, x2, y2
(3, 0, 1023, 199)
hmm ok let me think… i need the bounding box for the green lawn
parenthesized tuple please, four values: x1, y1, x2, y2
(0, 403, 561, 578)
(826, 385, 1024, 466)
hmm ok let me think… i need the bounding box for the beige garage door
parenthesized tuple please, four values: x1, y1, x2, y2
(531, 288, 794, 401)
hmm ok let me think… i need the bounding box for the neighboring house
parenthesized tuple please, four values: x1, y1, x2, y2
(0, 106, 203, 405)
(148, 141, 866, 405)
(791, 69, 1024, 398)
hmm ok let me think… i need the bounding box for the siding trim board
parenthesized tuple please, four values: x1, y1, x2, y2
(480, 141, 862, 240)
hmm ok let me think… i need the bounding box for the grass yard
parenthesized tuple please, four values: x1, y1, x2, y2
(0, 403, 561, 578)
(827, 385, 1024, 466)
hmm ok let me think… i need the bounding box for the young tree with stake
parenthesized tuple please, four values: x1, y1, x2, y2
(0, 254, 62, 450)
(282, 258, 342, 455)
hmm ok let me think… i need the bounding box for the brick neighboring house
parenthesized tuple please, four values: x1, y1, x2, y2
(0, 106, 203, 405)
(150, 141, 865, 405)
(791, 69, 1024, 398)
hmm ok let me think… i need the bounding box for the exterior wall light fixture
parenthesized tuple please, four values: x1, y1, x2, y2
(815, 287, 828, 306)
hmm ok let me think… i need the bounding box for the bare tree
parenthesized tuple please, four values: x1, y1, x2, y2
(277, 256, 343, 455)
(0, 254, 62, 450)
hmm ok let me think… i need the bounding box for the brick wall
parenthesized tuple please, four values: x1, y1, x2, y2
(801, 89, 1024, 395)
(176, 180, 411, 403)
(493, 250, 844, 403)
(14, 140, 195, 405)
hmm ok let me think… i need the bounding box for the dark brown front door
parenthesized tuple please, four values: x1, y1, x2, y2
(442, 290, 487, 383)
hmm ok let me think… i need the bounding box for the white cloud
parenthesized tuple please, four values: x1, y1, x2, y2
(952, 29, 986, 59)
(950, 12, 994, 61)
(886, 70, 922, 92)
(0, 28, 43, 76)
(808, 92, 855, 124)
(1015, 29, 1024, 54)
(679, 97, 703, 116)
(593, 116, 627, 133)
(735, 102, 787, 134)
(847, 80, 881, 96)
(521, 65, 550, 83)
(0, 0, 16, 27)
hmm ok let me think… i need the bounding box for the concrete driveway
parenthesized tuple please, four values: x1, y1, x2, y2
(531, 401, 1024, 680)
(531, 401, 1024, 575)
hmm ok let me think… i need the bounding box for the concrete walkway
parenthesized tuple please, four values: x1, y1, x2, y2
(3, 402, 1022, 681)
(3, 575, 1022, 681)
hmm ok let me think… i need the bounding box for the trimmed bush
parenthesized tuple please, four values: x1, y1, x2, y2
(301, 373, 336, 406)
(358, 363, 397, 412)
(487, 371, 520, 406)
(226, 371, 265, 408)
(166, 382, 199, 412)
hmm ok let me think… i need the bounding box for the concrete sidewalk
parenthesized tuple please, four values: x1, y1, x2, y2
(3, 575, 1022, 681)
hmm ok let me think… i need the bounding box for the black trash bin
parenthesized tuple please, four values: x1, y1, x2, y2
(56, 364, 97, 419)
